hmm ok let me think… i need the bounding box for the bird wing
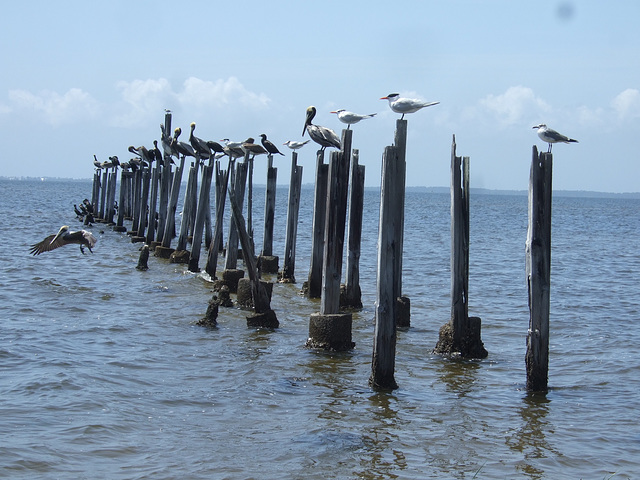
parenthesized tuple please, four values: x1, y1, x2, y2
(83, 231, 98, 249)
(544, 128, 573, 143)
(29, 234, 66, 255)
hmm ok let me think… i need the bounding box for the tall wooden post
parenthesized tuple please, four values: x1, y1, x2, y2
(115, 169, 128, 231)
(176, 163, 198, 252)
(306, 150, 328, 298)
(370, 139, 403, 391)
(99, 169, 108, 220)
(189, 162, 215, 272)
(135, 166, 151, 239)
(280, 152, 303, 282)
(157, 112, 172, 243)
(307, 130, 354, 351)
(223, 159, 248, 292)
(205, 161, 230, 278)
(262, 155, 277, 257)
(341, 149, 365, 308)
(156, 156, 185, 255)
(525, 146, 553, 392)
(145, 163, 160, 243)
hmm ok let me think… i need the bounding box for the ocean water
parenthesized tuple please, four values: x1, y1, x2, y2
(1, 177, 639, 479)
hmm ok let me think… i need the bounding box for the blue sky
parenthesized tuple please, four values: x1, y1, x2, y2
(1, 0, 638, 192)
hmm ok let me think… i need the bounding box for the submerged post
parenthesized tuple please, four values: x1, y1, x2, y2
(525, 146, 553, 392)
(306, 150, 328, 297)
(434, 135, 487, 358)
(279, 151, 303, 282)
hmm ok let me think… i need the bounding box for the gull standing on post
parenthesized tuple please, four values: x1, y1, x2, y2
(330, 109, 376, 129)
(303, 106, 341, 150)
(283, 140, 310, 150)
(380, 93, 440, 119)
(532, 124, 578, 153)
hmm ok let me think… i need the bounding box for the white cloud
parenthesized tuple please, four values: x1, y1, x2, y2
(178, 76, 270, 110)
(7, 87, 100, 126)
(477, 86, 550, 127)
(113, 78, 175, 128)
(611, 88, 640, 120)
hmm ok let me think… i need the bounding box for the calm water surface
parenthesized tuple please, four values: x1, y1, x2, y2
(1, 178, 639, 479)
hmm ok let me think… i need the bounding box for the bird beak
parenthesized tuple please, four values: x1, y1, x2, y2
(50, 227, 66, 245)
(380, 96, 388, 100)
(330, 111, 337, 114)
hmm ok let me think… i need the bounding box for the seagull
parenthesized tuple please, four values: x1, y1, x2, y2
(220, 139, 245, 159)
(303, 106, 341, 150)
(532, 124, 578, 153)
(259, 134, 284, 156)
(330, 109, 376, 129)
(380, 93, 439, 119)
(283, 140, 311, 150)
(29, 225, 97, 255)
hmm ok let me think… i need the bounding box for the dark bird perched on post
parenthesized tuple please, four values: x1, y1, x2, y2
(532, 124, 578, 153)
(242, 137, 268, 157)
(29, 225, 97, 255)
(220, 139, 245, 160)
(189, 122, 212, 159)
(171, 127, 196, 158)
(283, 140, 310, 150)
(259, 134, 284, 156)
(93, 155, 102, 170)
(160, 124, 178, 160)
(108, 156, 120, 168)
(151, 140, 163, 164)
(330, 109, 376, 129)
(83, 198, 94, 214)
(129, 145, 153, 165)
(74, 204, 84, 218)
(380, 93, 439, 120)
(206, 140, 226, 157)
(302, 106, 341, 150)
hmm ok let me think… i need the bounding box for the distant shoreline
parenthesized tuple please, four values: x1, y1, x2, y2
(2, 176, 639, 199)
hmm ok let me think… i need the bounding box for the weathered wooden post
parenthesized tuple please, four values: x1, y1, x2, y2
(145, 162, 160, 243)
(525, 146, 553, 392)
(189, 161, 215, 272)
(114, 168, 129, 232)
(205, 161, 230, 278)
(155, 155, 185, 258)
(130, 167, 143, 233)
(228, 186, 278, 328)
(305, 150, 329, 298)
(105, 169, 117, 225)
(91, 165, 100, 215)
(156, 112, 173, 244)
(259, 154, 279, 274)
(370, 134, 404, 390)
(99, 168, 108, 220)
(246, 154, 255, 254)
(434, 135, 487, 358)
(341, 149, 365, 308)
(175, 162, 198, 254)
(307, 129, 354, 351)
(279, 152, 303, 282)
(222, 159, 248, 291)
(133, 166, 151, 241)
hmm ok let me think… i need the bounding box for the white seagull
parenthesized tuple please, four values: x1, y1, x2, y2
(29, 225, 97, 255)
(330, 109, 376, 129)
(303, 106, 341, 150)
(283, 140, 311, 150)
(380, 93, 439, 119)
(532, 124, 579, 153)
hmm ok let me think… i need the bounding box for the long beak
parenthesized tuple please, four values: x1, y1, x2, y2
(50, 228, 65, 245)
(380, 96, 389, 100)
(302, 123, 307, 137)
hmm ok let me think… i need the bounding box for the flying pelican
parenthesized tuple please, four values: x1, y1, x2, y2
(172, 127, 196, 159)
(283, 140, 311, 150)
(303, 106, 341, 150)
(241, 137, 268, 157)
(189, 122, 211, 159)
(380, 93, 439, 119)
(532, 124, 578, 153)
(29, 225, 97, 256)
(259, 134, 284, 156)
(330, 109, 376, 129)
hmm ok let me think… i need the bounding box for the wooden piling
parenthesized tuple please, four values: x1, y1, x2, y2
(134, 166, 151, 240)
(279, 152, 303, 282)
(114, 169, 129, 232)
(145, 163, 160, 243)
(156, 157, 172, 243)
(259, 154, 279, 274)
(434, 135, 487, 358)
(370, 142, 402, 390)
(189, 162, 215, 272)
(525, 146, 553, 392)
(176, 163, 198, 252)
(306, 150, 328, 298)
(155, 156, 185, 257)
(99, 169, 108, 220)
(205, 161, 230, 279)
(106, 170, 117, 225)
(224, 160, 248, 271)
(341, 149, 365, 309)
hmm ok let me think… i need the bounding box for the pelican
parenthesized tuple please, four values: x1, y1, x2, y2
(206, 140, 226, 157)
(189, 122, 211, 159)
(303, 106, 341, 150)
(171, 127, 196, 158)
(220, 139, 245, 160)
(93, 154, 102, 169)
(160, 124, 178, 159)
(241, 137, 268, 157)
(259, 134, 284, 156)
(128, 145, 153, 165)
(330, 109, 376, 129)
(29, 225, 97, 256)
(73, 204, 84, 218)
(532, 124, 578, 153)
(151, 140, 163, 164)
(380, 93, 439, 119)
(283, 140, 311, 150)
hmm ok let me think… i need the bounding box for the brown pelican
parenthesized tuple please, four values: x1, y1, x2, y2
(160, 124, 178, 159)
(171, 127, 196, 158)
(532, 124, 578, 153)
(259, 134, 284, 156)
(189, 122, 211, 159)
(151, 140, 163, 163)
(330, 109, 376, 129)
(380, 93, 439, 120)
(241, 137, 267, 157)
(220, 139, 245, 160)
(302, 106, 341, 150)
(93, 154, 102, 169)
(128, 145, 153, 165)
(283, 140, 311, 150)
(29, 226, 97, 255)
(206, 140, 226, 156)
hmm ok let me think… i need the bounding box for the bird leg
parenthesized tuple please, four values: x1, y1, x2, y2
(80, 245, 86, 255)
(547, 144, 552, 153)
